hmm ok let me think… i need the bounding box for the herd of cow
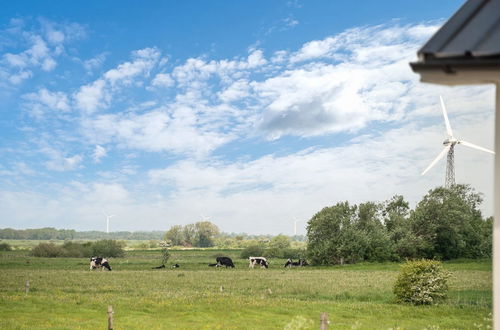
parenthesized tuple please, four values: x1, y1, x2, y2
(89, 256, 308, 271)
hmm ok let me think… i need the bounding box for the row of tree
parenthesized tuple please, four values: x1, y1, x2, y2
(307, 185, 492, 264)
(0, 228, 164, 240)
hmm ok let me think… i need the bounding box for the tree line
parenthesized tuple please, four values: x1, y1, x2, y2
(0, 228, 164, 240)
(306, 184, 492, 265)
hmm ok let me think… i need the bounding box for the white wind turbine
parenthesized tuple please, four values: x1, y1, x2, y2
(293, 218, 302, 236)
(421, 96, 495, 188)
(102, 211, 116, 234)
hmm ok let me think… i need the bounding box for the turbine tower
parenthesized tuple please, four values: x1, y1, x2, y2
(293, 218, 301, 236)
(103, 211, 116, 234)
(422, 96, 494, 188)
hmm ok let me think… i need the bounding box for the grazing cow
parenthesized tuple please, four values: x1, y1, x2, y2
(152, 264, 165, 269)
(284, 258, 308, 268)
(249, 257, 269, 268)
(215, 256, 235, 268)
(172, 264, 180, 268)
(90, 257, 112, 271)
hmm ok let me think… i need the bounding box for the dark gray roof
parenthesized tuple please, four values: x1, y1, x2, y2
(411, 0, 500, 71)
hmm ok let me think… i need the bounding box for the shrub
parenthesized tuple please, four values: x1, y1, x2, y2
(0, 242, 12, 251)
(240, 245, 264, 259)
(31, 243, 64, 257)
(393, 259, 449, 305)
(91, 240, 125, 257)
(60, 241, 92, 257)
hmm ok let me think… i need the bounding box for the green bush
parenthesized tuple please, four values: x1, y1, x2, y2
(91, 240, 125, 257)
(60, 241, 92, 257)
(240, 245, 265, 259)
(393, 259, 449, 305)
(0, 242, 12, 251)
(31, 243, 65, 257)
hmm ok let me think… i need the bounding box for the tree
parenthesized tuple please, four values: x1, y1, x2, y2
(194, 221, 220, 247)
(306, 202, 358, 265)
(182, 224, 197, 247)
(164, 225, 184, 246)
(409, 184, 487, 259)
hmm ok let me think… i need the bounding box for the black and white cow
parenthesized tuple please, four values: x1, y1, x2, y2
(152, 264, 165, 269)
(284, 258, 308, 268)
(90, 257, 112, 271)
(172, 263, 180, 268)
(249, 257, 269, 268)
(215, 256, 235, 268)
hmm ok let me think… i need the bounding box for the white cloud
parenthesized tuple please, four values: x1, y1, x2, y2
(151, 73, 174, 88)
(83, 52, 108, 73)
(0, 19, 86, 85)
(74, 79, 108, 114)
(24, 88, 70, 117)
(75, 47, 162, 113)
(104, 47, 160, 86)
(93, 145, 107, 163)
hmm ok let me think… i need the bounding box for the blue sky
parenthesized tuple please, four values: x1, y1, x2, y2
(0, 1, 495, 234)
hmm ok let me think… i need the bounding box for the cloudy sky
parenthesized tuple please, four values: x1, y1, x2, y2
(0, 1, 495, 235)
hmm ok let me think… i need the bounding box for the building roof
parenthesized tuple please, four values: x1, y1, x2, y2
(411, 0, 500, 73)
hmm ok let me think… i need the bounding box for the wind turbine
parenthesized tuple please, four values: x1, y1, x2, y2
(102, 211, 116, 234)
(421, 96, 494, 188)
(293, 218, 301, 236)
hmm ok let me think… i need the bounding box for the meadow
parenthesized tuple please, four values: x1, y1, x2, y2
(0, 248, 492, 329)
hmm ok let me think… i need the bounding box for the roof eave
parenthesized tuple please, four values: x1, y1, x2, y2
(410, 58, 500, 85)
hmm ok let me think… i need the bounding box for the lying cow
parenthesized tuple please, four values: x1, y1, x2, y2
(215, 256, 235, 268)
(249, 257, 269, 268)
(284, 258, 308, 267)
(152, 264, 165, 269)
(90, 257, 112, 271)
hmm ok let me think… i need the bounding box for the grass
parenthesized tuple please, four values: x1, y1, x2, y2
(0, 249, 492, 329)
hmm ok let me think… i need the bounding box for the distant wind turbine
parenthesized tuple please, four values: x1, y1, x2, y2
(421, 96, 495, 188)
(293, 218, 302, 236)
(102, 211, 116, 234)
(200, 214, 212, 222)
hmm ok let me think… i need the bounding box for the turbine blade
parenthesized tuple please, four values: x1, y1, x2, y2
(422, 146, 450, 176)
(440, 96, 453, 137)
(459, 140, 495, 154)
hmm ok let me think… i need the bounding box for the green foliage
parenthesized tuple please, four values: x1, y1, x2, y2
(60, 241, 92, 257)
(165, 221, 220, 247)
(240, 245, 265, 258)
(164, 225, 184, 246)
(91, 240, 125, 257)
(393, 259, 450, 305)
(306, 185, 492, 264)
(0, 242, 12, 251)
(410, 185, 490, 259)
(31, 240, 124, 258)
(31, 243, 64, 257)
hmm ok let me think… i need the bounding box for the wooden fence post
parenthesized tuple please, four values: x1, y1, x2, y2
(107, 305, 114, 330)
(320, 312, 329, 330)
(25, 280, 30, 296)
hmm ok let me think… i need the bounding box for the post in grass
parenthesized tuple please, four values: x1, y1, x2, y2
(320, 312, 329, 330)
(25, 280, 30, 296)
(107, 305, 114, 330)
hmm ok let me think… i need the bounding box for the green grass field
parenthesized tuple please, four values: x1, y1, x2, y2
(0, 249, 492, 329)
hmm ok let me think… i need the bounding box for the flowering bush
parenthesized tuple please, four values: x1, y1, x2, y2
(393, 259, 449, 305)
